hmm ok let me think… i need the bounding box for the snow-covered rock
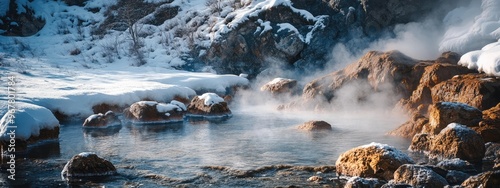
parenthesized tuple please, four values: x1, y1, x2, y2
(0, 102, 59, 148)
(423, 102, 482, 135)
(335, 142, 414, 180)
(393, 164, 448, 187)
(429, 123, 485, 163)
(61, 152, 117, 180)
(186, 93, 231, 118)
(123, 100, 186, 124)
(82, 111, 121, 127)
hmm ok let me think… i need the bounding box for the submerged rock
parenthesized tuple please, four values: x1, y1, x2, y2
(260, 78, 298, 95)
(83, 111, 121, 127)
(335, 142, 414, 180)
(61, 152, 117, 180)
(186, 93, 231, 118)
(429, 123, 485, 163)
(393, 164, 448, 187)
(297, 120, 332, 131)
(423, 102, 482, 135)
(123, 100, 186, 124)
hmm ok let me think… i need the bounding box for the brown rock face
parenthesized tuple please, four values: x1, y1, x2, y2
(477, 103, 500, 143)
(429, 123, 485, 163)
(423, 102, 482, 135)
(260, 78, 298, 95)
(431, 74, 500, 110)
(461, 171, 500, 188)
(123, 101, 185, 123)
(409, 133, 432, 152)
(335, 143, 414, 180)
(393, 164, 448, 187)
(303, 51, 420, 103)
(187, 95, 231, 117)
(61, 152, 116, 180)
(297, 120, 332, 131)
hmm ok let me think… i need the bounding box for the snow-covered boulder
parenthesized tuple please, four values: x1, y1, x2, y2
(461, 170, 500, 188)
(429, 123, 485, 163)
(82, 111, 121, 127)
(335, 142, 414, 180)
(61, 152, 117, 180)
(297, 120, 332, 131)
(431, 74, 500, 111)
(186, 93, 231, 118)
(123, 100, 187, 124)
(343, 176, 384, 188)
(260, 78, 297, 95)
(0, 102, 59, 149)
(393, 164, 448, 187)
(423, 102, 482, 135)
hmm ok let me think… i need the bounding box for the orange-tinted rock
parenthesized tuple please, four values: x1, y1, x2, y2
(431, 74, 500, 110)
(409, 133, 432, 152)
(429, 123, 485, 163)
(461, 170, 500, 188)
(297, 120, 332, 131)
(423, 102, 482, 135)
(335, 142, 414, 180)
(260, 78, 298, 94)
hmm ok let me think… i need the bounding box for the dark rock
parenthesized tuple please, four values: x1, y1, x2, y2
(335, 142, 414, 180)
(436, 158, 477, 173)
(186, 93, 231, 117)
(423, 102, 482, 135)
(0, 0, 45, 36)
(83, 111, 121, 127)
(429, 123, 485, 163)
(297, 120, 332, 131)
(393, 164, 448, 187)
(461, 170, 500, 188)
(446, 170, 471, 185)
(431, 74, 500, 111)
(344, 176, 385, 188)
(61, 152, 116, 180)
(483, 142, 500, 171)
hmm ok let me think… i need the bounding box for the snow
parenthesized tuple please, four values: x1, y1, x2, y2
(156, 103, 181, 113)
(360, 142, 415, 163)
(85, 113, 103, 122)
(0, 102, 59, 141)
(138, 101, 159, 106)
(439, 0, 500, 76)
(78, 152, 95, 157)
(170, 100, 187, 111)
(267, 77, 293, 85)
(199, 93, 225, 106)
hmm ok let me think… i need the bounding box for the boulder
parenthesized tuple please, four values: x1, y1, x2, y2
(461, 170, 500, 188)
(260, 78, 298, 95)
(423, 102, 482, 135)
(297, 120, 332, 131)
(408, 133, 432, 152)
(186, 93, 231, 117)
(344, 176, 385, 188)
(393, 164, 448, 187)
(431, 74, 500, 111)
(476, 103, 500, 143)
(61, 152, 116, 180)
(83, 111, 121, 127)
(445, 170, 471, 185)
(436, 158, 477, 173)
(484, 142, 500, 171)
(335, 142, 414, 180)
(123, 100, 186, 123)
(429, 123, 485, 163)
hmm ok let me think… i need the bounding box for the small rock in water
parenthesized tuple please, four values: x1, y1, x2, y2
(297, 120, 332, 131)
(61, 152, 117, 180)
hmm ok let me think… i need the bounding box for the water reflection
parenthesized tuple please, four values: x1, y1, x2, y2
(26, 140, 61, 159)
(83, 125, 122, 137)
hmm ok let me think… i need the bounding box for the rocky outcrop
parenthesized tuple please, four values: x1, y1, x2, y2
(476, 103, 500, 143)
(83, 111, 121, 127)
(61, 152, 117, 180)
(123, 100, 186, 123)
(431, 74, 500, 110)
(393, 164, 448, 187)
(429, 123, 485, 163)
(461, 170, 500, 188)
(297, 120, 332, 131)
(186, 93, 231, 117)
(335, 142, 414, 180)
(260, 78, 298, 95)
(423, 102, 482, 135)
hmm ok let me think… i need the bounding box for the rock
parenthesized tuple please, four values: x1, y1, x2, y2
(123, 100, 186, 123)
(408, 133, 432, 152)
(435, 51, 461, 65)
(393, 164, 448, 187)
(446, 170, 471, 185)
(186, 93, 231, 117)
(303, 50, 421, 104)
(483, 142, 500, 171)
(380, 181, 413, 188)
(61, 152, 117, 180)
(83, 111, 121, 127)
(0, 1, 46, 36)
(344, 176, 385, 188)
(461, 170, 500, 188)
(307, 175, 323, 182)
(476, 103, 500, 143)
(388, 114, 429, 138)
(431, 74, 500, 111)
(436, 158, 477, 173)
(335, 142, 414, 180)
(260, 78, 298, 95)
(429, 123, 485, 163)
(297, 120, 332, 131)
(423, 102, 482, 135)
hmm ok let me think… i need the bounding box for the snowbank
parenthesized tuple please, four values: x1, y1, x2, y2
(0, 102, 59, 141)
(458, 40, 500, 76)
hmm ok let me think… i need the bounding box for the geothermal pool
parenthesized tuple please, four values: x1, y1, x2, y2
(1, 107, 411, 187)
